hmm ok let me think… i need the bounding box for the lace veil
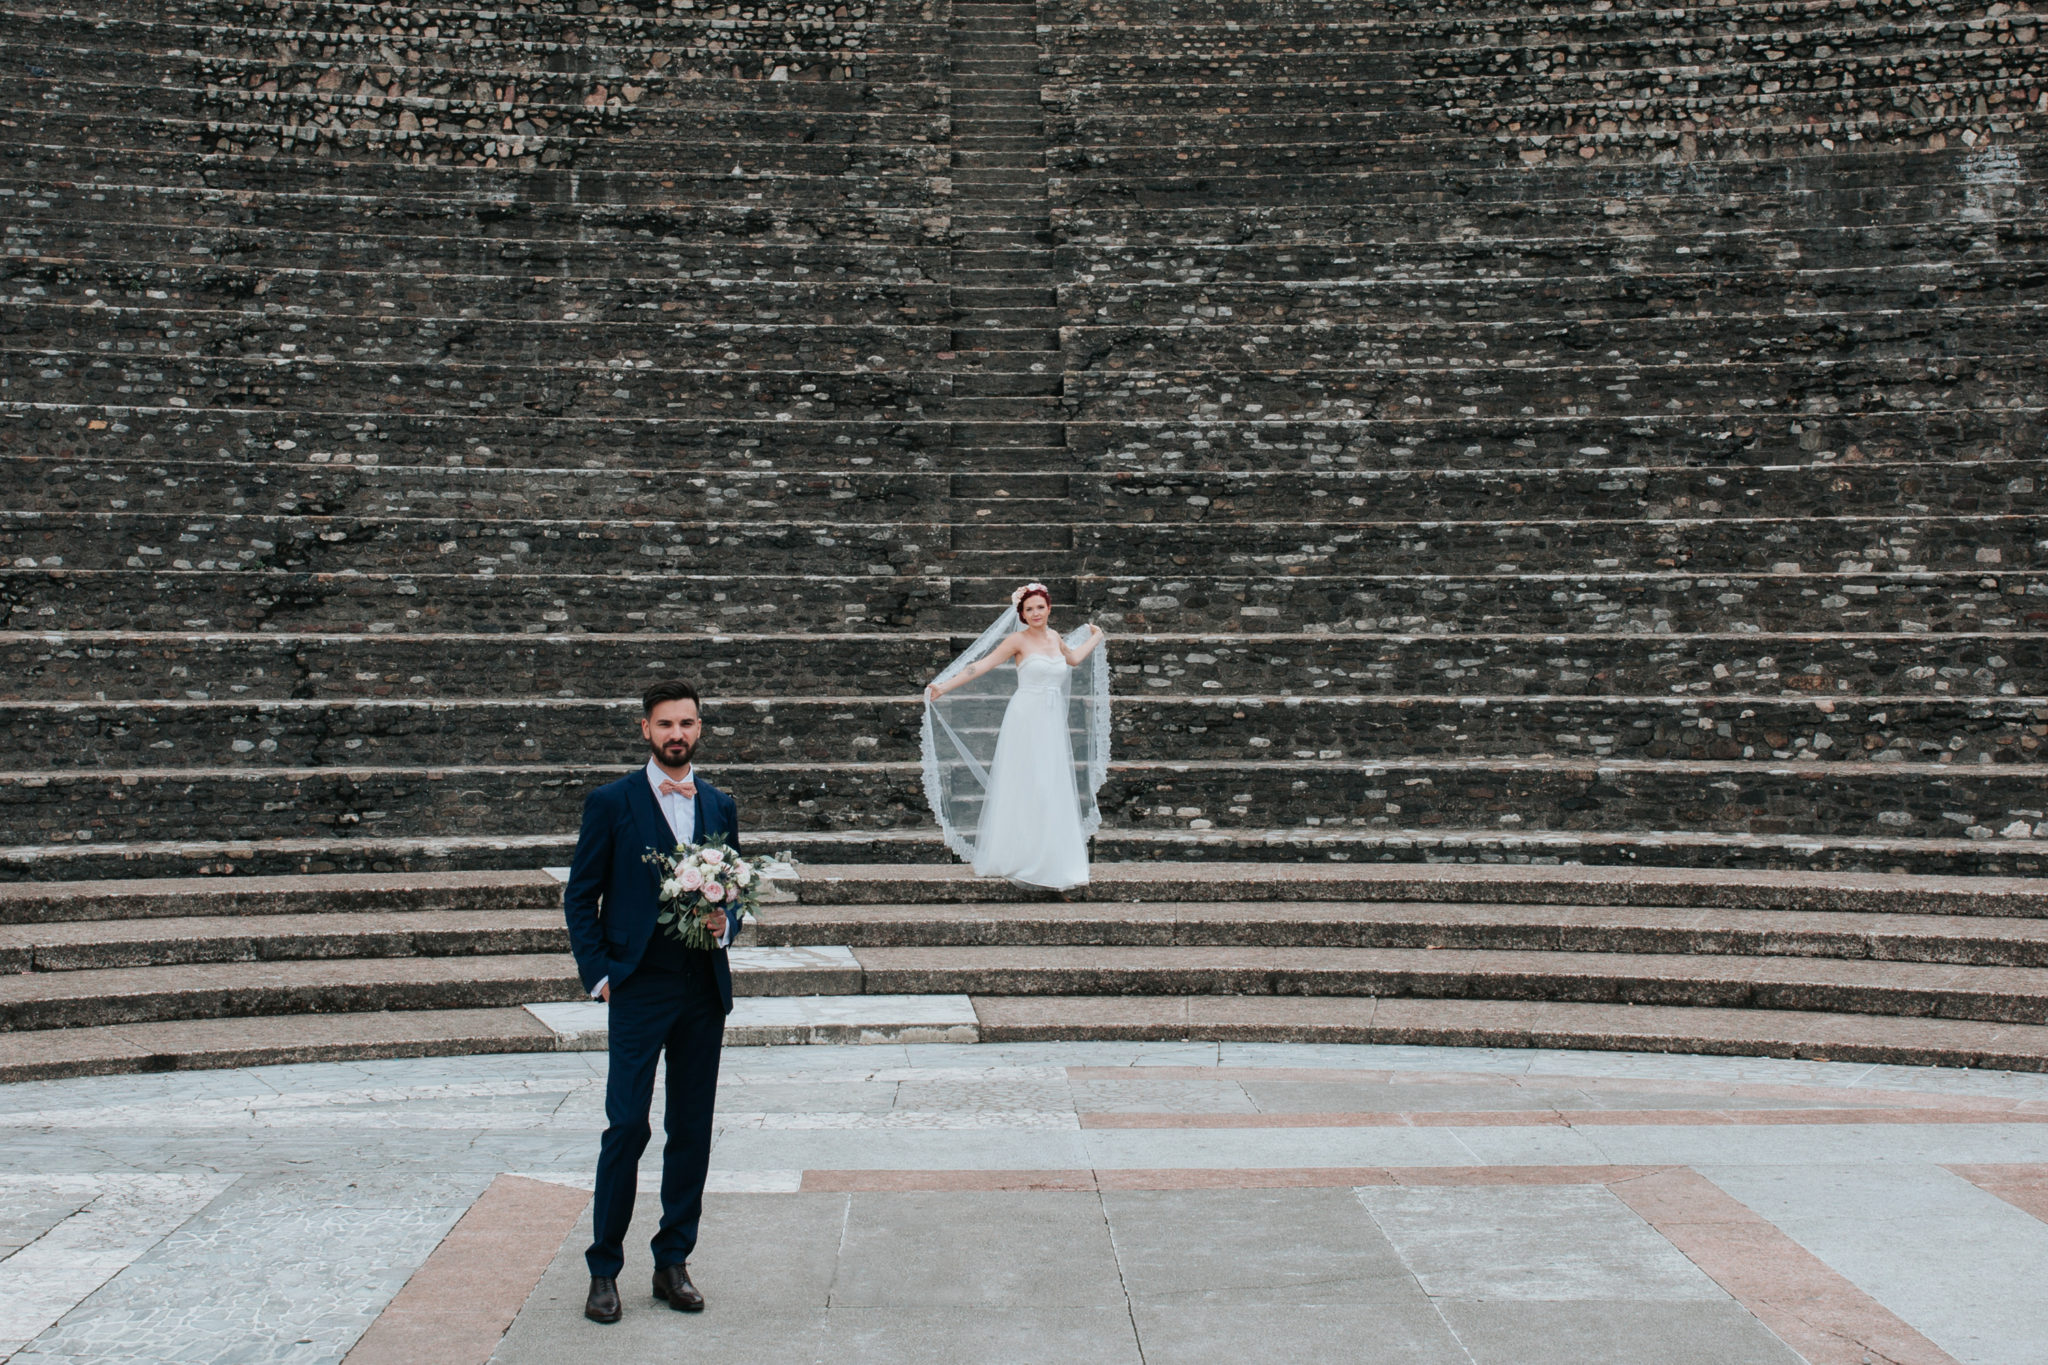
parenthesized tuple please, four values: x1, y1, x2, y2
(919, 603, 1112, 862)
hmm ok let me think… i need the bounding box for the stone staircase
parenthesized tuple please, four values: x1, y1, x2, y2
(0, 0, 2044, 885)
(9, 863, 2048, 1082)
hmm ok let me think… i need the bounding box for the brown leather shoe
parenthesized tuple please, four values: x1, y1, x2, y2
(585, 1276, 622, 1324)
(652, 1262, 705, 1312)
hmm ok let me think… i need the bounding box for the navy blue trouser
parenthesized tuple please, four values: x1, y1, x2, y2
(586, 960, 724, 1278)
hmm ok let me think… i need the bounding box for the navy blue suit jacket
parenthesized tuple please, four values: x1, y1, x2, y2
(563, 769, 743, 1013)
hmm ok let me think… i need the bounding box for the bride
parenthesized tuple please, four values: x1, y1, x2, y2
(921, 583, 1110, 891)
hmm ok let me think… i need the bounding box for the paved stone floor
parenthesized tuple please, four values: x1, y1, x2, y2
(6, 1042, 2048, 1364)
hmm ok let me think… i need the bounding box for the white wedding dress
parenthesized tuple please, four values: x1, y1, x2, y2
(969, 653, 1091, 888)
(921, 611, 1111, 892)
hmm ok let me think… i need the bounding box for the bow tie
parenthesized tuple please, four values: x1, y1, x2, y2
(658, 778, 696, 799)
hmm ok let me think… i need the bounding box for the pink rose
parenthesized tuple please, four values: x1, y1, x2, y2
(702, 848, 725, 865)
(701, 881, 726, 902)
(678, 867, 704, 892)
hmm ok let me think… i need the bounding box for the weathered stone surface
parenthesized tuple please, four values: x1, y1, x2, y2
(0, 0, 2041, 877)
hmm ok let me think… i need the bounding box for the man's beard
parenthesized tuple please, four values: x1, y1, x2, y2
(649, 736, 695, 768)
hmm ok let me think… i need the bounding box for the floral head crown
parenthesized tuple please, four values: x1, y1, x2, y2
(1010, 582, 1050, 607)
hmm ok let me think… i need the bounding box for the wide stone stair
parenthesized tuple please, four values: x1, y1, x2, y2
(9, 862, 2048, 1082)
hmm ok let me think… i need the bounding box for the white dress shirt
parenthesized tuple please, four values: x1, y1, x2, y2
(590, 760, 731, 1000)
(647, 757, 698, 846)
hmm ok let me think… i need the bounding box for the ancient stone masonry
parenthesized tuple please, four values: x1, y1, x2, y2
(0, 0, 2044, 878)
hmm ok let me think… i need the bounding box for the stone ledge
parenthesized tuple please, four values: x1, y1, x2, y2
(0, 1004, 554, 1084)
(7, 826, 2048, 881)
(968, 995, 2048, 1072)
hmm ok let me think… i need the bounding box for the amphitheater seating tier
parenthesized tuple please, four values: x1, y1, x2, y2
(1, 0, 2043, 882)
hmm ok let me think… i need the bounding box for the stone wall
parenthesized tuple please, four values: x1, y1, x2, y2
(0, 0, 2042, 876)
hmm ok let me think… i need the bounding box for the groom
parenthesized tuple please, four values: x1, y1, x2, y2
(562, 677, 743, 1324)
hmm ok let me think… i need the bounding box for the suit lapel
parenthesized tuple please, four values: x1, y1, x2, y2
(693, 784, 722, 845)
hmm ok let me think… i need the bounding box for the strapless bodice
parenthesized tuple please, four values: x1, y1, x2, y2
(1015, 653, 1067, 693)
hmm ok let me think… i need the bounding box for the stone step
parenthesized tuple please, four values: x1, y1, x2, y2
(28, 454, 2010, 523)
(1048, 155, 2032, 210)
(953, 250, 1058, 272)
(951, 135, 1046, 151)
(789, 861, 2048, 915)
(4, 395, 2010, 474)
(9, 825, 2048, 882)
(952, 149, 1045, 168)
(951, 284, 1059, 306)
(24, 556, 2023, 638)
(0, 264, 963, 321)
(950, 305, 1061, 327)
(952, 167, 1050, 186)
(949, 119, 1046, 135)
(11, 992, 2048, 1082)
(0, 943, 866, 1030)
(950, 370, 1063, 396)
(0, 868, 558, 925)
(6, 758, 2046, 849)
(834, 944, 2048, 1027)
(20, 897, 2048, 974)
(951, 62, 1042, 77)
(0, 953, 583, 1031)
(949, 326, 1060, 350)
(758, 900, 2048, 966)
(9, 629, 2034, 703)
(966, 996, 2048, 1072)
(0, 1005, 561, 1083)
(8, 693, 2040, 769)
(7, 862, 2045, 924)
(0, 908, 567, 971)
(949, 420, 1066, 446)
(9, 937, 2048, 1034)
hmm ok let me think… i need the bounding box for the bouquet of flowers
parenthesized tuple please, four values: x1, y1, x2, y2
(641, 838, 794, 950)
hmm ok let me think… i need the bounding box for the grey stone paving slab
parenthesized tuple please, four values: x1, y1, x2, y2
(817, 1306, 1144, 1365)
(833, 1191, 1127, 1308)
(494, 1204, 834, 1365)
(1102, 1189, 1417, 1305)
(1130, 1299, 1474, 1365)
(0, 1192, 92, 1256)
(1435, 1301, 1802, 1365)
(1702, 1163, 2048, 1365)
(716, 1080, 903, 1113)
(16, 1171, 483, 1365)
(1358, 1186, 1725, 1302)
(889, 1077, 1079, 1117)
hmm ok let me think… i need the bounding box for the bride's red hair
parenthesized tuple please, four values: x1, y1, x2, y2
(1015, 583, 1051, 612)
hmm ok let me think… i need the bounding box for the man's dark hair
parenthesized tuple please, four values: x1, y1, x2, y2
(641, 678, 701, 716)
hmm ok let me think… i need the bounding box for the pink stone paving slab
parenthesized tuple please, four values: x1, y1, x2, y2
(1609, 1167, 1960, 1365)
(1076, 1106, 2048, 1130)
(797, 1165, 1663, 1193)
(800, 1169, 1101, 1193)
(1947, 1163, 2048, 1226)
(342, 1174, 591, 1365)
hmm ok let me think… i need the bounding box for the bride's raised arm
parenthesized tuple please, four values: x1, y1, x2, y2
(926, 631, 1023, 702)
(1061, 623, 1106, 666)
